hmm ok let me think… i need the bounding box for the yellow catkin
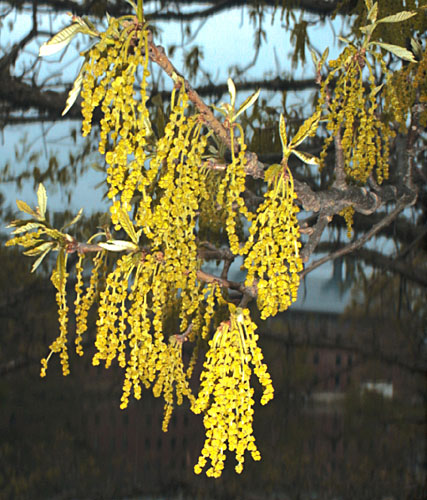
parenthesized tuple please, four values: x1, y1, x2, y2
(243, 165, 303, 319)
(193, 306, 273, 477)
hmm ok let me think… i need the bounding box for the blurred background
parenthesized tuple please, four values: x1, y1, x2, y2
(0, 1, 426, 499)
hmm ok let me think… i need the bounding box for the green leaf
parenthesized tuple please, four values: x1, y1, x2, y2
(117, 208, 139, 244)
(62, 63, 85, 116)
(12, 221, 43, 234)
(52, 249, 68, 290)
(227, 78, 236, 109)
(289, 111, 321, 149)
(279, 114, 288, 152)
(37, 183, 47, 219)
(24, 241, 54, 257)
(377, 11, 416, 24)
(370, 83, 384, 97)
(318, 47, 329, 70)
(16, 199, 38, 217)
(337, 36, 352, 45)
(31, 246, 53, 273)
(291, 149, 320, 165)
(359, 24, 377, 37)
(98, 240, 139, 252)
(371, 41, 417, 62)
(233, 88, 261, 122)
(365, 0, 374, 10)
(367, 2, 378, 23)
(61, 208, 83, 232)
(309, 48, 319, 67)
(39, 23, 82, 57)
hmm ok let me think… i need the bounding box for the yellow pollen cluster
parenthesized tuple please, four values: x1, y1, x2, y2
(339, 205, 355, 239)
(74, 251, 105, 356)
(41, 250, 70, 377)
(192, 306, 274, 477)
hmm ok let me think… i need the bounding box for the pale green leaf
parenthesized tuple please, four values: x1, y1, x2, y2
(37, 183, 47, 219)
(98, 240, 139, 252)
(12, 222, 43, 234)
(291, 149, 320, 165)
(371, 41, 417, 62)
(319, 47, 329, 70)
(53, 249, 68, 290)
(227, 78, 236, 108)
(233, 88, 261, 121)
(279, 114, 287, 152)
(62, 64, 85, 116)
(337, 36, 352, 45)
(16, 199, 38, 217)
(367, 2, 378, 23)
(117, 208, 139, 244)
(410, 37, 422, 58)
(31, 246, 53, 273)
(377, 11, 417, 24)
(289, 111, 321, 149)
(365, 0, 373, 10)
(39, 23, 82, 57)
(61, 208, 83, 231)
(309, 48, 318, 67)
(370, 83, 384, 97)
(359, 24, 376, 36)
(24, 241, 54, 257)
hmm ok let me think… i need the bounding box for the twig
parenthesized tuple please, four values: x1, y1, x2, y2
(300, 194, 416, 278)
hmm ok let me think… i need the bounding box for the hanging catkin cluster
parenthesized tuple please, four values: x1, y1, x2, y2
(5, 4, 311, 480)
(79, 19, 152, 215)
(318, 44, 394, 184)
(192, 306, 274, 477)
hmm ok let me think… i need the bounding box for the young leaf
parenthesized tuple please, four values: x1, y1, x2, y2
(62, 65, 85, 116)
(39, 23, 82, 57)
(117, 208, 139, 244)
(12, 221, 43, 234)
(16, 199, 38, 217)
(98, 240, 139, 252)
(367, 2, 378, 23)
(359, 24, 377, 37)
(37, 183, 47, 220)
(227, 78, 236, 109)
(55, 249, 68, 289)
(31, 246, 53, 273)
(291, 149, 320, 165)
(309, 48, 319, 67)
(279, 114, 288, 152)
(289, 111, 321, 149)
(371, 41, 417, 62)
(376, 11, 417, 24)
(233, 88, 261, 122)
(24, 241, 54, 257)
(318, 47, 329, 70)
(61, 208, 83, 231)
